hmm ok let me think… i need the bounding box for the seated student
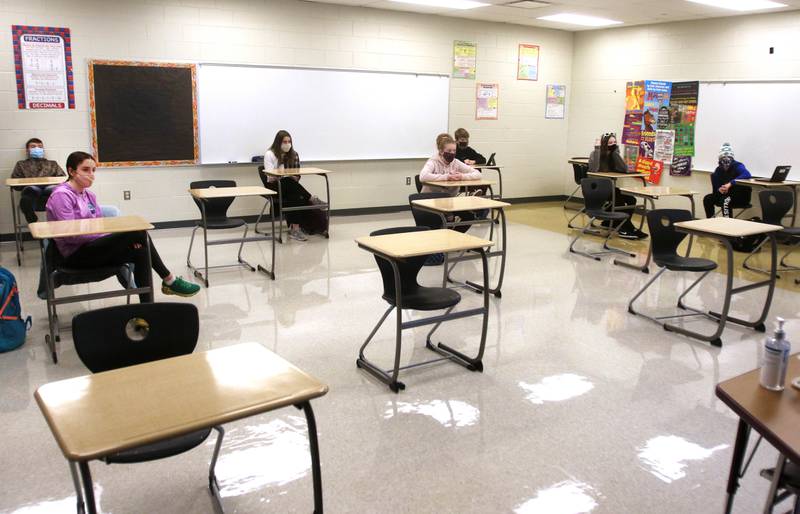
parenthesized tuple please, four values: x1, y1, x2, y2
(703, 143, 752, 218)
(420, 133, 482, 194)
(454, 128, 486, 166)
(262, 130, 318, 242)
(11, 138, 66, 223)
(587, 133, 647, 240)
(46, 151, 199, 301)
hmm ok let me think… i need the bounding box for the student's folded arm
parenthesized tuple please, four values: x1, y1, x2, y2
(457, 161, 482, 180)
(46, 193, 80, 222)
(473, 149, 486, 165)
(419, 160, 438, 182)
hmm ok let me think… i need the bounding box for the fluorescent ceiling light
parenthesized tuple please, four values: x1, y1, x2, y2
(685, 0, 786, 10)
(506, 0, 550, 8)
(390, 0, 488, 9)
(537, 13, 623, 27)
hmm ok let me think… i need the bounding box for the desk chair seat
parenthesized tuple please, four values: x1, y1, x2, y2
(203, 217, 247, 230)
(72, 303, 226, 513)
(569, 177, 635, 261)
(414, 174, 423, 193)
(743, 190, 800, 278)
(385, 287, 461, 311)
(628, 209, 723, 346)
(761, 459, 800, 513)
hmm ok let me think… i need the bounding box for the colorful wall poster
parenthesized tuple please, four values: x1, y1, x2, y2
(640, 80, 671, 161)
(670, 155, 692, 176)
(635, 157, 664, 185)
(654, 129, 675, 172)
(668, 81, 699, 157)
(624, 145, 640, 173)
(453, 41, 477, 79)
(622, 81, 645, 146)
(545, 84, 565, 119)
(12, 25, 75, 109)
(517, 44, 539, 81)
(476, 83, 499, 120)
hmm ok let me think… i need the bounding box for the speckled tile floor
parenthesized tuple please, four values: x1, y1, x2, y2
(1, 204, 798, 513)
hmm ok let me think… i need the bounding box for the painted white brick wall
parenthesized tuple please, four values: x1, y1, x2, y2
(0, 0, 574, 234)
(566, 10, 800, 209)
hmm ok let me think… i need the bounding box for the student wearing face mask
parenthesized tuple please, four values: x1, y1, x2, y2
(454, 128, 486, 166)
(262, 130, 315, 242)
(420, 133, 481, 194)
(46, 151, 200, 301)
(703, 143, 752, 218)
(11, 138, 66, 223)
(587, 133, 647, 240)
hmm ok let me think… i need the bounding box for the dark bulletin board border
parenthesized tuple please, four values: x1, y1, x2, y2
(88, 60, 199, 167)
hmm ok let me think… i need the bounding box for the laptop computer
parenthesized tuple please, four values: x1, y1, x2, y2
(485, 153, 496, 166)
(767, 165, 791, 182)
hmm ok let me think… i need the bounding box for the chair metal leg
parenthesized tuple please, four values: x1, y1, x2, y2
(569, 216, 634, 261)
(69, 461, 86, 514)
(764, 454, 788, 514)
(208, 425, 225, 514)
(78, 462, 97, 514)
(563, 184, 581, 210)
(296, 401, 323, 514)
(627, 267, 666, 318)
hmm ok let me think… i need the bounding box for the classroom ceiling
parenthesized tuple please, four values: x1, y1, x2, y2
(307, 0, 800, 30)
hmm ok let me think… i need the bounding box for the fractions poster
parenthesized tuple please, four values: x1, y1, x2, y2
(453, 41, 476, 79)
(545, 84, 566, 119)
(517, 44, 539, 81)
(12, 25, 74, 109)
(476, 83, 499, 120)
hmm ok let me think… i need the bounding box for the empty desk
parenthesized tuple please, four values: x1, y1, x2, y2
(422, 178, 497, 198)
(738, 178, 800, 227)
(411, 196, 510, 297)
(471, 164, 504, 199)
(6, 176, 66, 265)
(262, 167, 332, 240)
(35, 342, 328, 514)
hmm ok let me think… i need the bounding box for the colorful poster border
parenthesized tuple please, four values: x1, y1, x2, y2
(475, 82, 499, 120)
(452, 40, 477, 80)
(88, 60, 199, 167)
(516, 44, 539, 81)
(12, 25, 75, 109)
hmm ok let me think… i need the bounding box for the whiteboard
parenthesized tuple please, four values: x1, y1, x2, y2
(198, 64, 450, 164)
(695, 82, 798, 176)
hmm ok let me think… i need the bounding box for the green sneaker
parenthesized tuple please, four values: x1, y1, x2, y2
(162, 276, 200, 297)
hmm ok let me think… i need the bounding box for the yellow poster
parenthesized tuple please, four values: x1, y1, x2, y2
(453, 41, 476, 79)
(476, 83, 498, 120)
(517, 44, 539, 81)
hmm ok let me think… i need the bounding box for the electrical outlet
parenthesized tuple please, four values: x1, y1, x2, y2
(405, 176, 411, 185)
(123, 190, 131, 200)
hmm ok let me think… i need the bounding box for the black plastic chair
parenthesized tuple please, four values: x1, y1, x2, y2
(628, 209, 720, 340)
(71, 303, 225, 513)
(39, 240, 135, 364)
(414, 174, 423, 193)
(564, 161, 589, 212)
(409, 192, 450, 229)
(743, 189, 800, 277)
(568, 177, 635, 261)
(760, 459, 800, 513)
(711, 184, 753, 218)
(357, 226, 487, 392)
(187, 180, 254, 286)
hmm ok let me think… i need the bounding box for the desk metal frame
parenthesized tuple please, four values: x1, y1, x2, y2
(356, 245, 490, 393)
(7, 177, 65, 265)
(472, 165, 503, 199)
(259, 170, 331, 242)
(614, 190, 697, 273)
(187, 194, 275, 287)
(412, 203, 507, 298)
(629, 227, 778, 347)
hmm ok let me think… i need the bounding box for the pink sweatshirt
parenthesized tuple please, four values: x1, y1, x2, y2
(419, 153, 481, 194)
(46, 182, 106, 257)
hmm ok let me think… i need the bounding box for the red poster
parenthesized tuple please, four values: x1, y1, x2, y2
(635, 157, 664, 185)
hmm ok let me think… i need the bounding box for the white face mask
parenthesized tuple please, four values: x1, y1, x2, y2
(281, 143, 292, 153)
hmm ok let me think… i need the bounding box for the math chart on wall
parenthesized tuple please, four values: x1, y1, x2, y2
(11, 25, 75, 110)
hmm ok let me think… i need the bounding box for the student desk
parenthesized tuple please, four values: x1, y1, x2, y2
(738, 178, 800, 227)
(355, 229, 492, 392)
(262, 167, 332, 240)
(716, 354, 800, 514)
(422, 178, 497, 199)
(6, 175, 67, 265)
(669, 217, 782, 346)
(188, 186, 276, 287)
(34, 342, 328, 514)
(471, 164, 504, 199)
(567, 157, 589, 165)
(411, 196, 510, 297)
(29, 216, 155, 363)
(614, 187, 698, 273)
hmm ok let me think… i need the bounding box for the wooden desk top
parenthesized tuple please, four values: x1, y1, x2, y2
(263, 167, 332, 177)
(716, 354, 800, 463)
(28, 215, 154, 240)
(472, 164, 504, 170)
(587, 172, 649, 179)
(738, 178, 800, 187)
(422, 179, 496, 188)
(412, 196, 510, 212)
(675, 217, 783, 238)
(35, 343, 328, 461)
(6, 176, 66, 187)
(190, 185, 275, 199)
(620, 186, 697, 198)
(568, 158, 589, 165)
(357, 228, 493, 259)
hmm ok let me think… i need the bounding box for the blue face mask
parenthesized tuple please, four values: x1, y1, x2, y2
(29, 147, 44, 159)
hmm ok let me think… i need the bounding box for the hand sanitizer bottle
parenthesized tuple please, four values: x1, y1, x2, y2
(760, 317, 791, 391)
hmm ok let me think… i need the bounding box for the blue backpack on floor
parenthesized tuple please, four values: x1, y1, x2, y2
(0, 267, 31, 352)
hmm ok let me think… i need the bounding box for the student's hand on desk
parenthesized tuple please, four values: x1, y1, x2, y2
(448, 173, 464, 181)
(464, 159, 476, 165)
(718, 183, 731, 194)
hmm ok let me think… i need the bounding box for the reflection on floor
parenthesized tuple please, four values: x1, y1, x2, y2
(0, 204, 798, 513)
